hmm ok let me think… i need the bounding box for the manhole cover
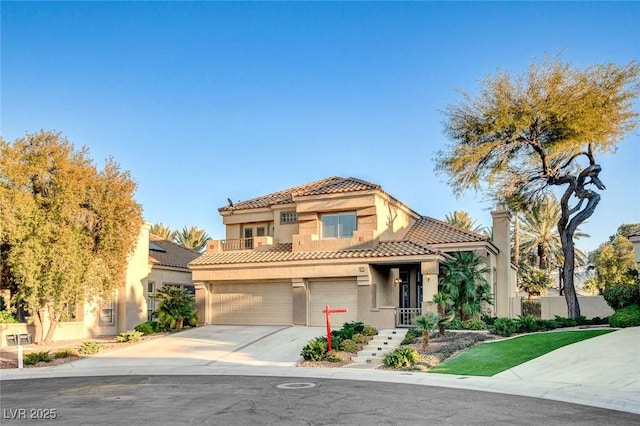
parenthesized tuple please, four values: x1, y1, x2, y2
(276, 382, 316, 389)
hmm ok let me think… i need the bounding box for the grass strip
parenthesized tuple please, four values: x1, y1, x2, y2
(428, 329, 615, 377)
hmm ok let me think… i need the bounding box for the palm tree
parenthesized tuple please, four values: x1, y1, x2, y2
(444, 210, 486, 234)
(151, 286, 197, 330)
(174, 226, 210, 252)
(432, 293, 453, 336)
(414, 312, 439, 350)
(519, 195, 588, 271)
(149, 223, 176, 241)
(439, 251, 492, 321)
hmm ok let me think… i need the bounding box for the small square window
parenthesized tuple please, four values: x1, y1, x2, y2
(280, 212, 298, 223)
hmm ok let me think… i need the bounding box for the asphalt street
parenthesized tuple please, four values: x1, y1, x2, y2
(2, 375, 639, 426)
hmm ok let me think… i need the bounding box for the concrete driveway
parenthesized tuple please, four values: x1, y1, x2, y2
(55, 325, 326, 370)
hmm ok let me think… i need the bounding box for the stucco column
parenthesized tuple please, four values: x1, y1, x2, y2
(291, 278, 307, 325)
(491, 205, 515, 318)
(194, 282, 210, 325)
(421, 261, 439, 314)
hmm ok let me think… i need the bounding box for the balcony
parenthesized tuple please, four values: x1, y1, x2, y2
(207, 236, 273, 252)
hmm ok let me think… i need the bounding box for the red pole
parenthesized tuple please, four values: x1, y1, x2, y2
(325, 305, 332, 351)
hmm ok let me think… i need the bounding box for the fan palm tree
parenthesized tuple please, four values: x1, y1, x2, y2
(174, 226, 210, 252)
(414, 312, 439, 350)
(444, 210, 486, 234)
(432, 293, 453, 336)
(519, 195, 588, 271)
(439, 251, 492, 321)
(151, 286, 197, 330)
(149, 223, 176, 241)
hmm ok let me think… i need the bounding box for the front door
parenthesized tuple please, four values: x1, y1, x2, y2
(399, 270, 410, 309)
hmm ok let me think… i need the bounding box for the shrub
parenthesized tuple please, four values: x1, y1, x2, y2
(115, 329, 144, 343)
(603, 284, 640, 310)
(336, 321, 364, 340)
(324, 350, 342, 363)
(300, 338, 328, 361)
(609, 304, 640, 328)
(339, 339, 358, 353)
(0, 310, 18, 323)
(352, 333, 366, 344)
(462, 318, 487, 330)
(490, 318, 518, 337)
(382, 347, 419, 368)
(481, 315, 497, 326)
(134, 321, 159, 335)
(79, 341, 102, 355)
(552, 316, 577, 328)
(517, 315, 542, 333)
(54, 348, 78, 359)
(402, 327, 420, 344)
(445, 317, 464, 330)
(24, 351, 52, 365)
(362, 325, 378, 336)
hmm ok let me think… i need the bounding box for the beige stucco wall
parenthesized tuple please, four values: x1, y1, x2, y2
(374, 194, 416, 241)
(629, 234, 640, 270)
(539, 296, 614, 319)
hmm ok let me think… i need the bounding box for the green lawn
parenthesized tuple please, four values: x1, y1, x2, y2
(428, 329, 615, 377)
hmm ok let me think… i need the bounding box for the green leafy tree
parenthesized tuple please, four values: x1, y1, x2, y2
(150, 223, 176, 241)
(0, 131, 142, 342)
(439, 252, 492, 321)
(444, 210, 486, 234)
(151, 286, 198, 330)
(174, 226, 210, 252)
(435, 57, 640, 317)
(587, 234, 637, 293)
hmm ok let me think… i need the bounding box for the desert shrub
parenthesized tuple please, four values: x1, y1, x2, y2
(79, 341, 102, 355)
(490, 318, 518, 337)
(609, 304, 640, 328)
(115, 329, 144, 343)
(517, 315, 543, 333)
(300, 338, 328, 361)
(445, 317, 464, 330)
(0, 310, 18, 323)
(54, 348, 78, 359)
(382, 347, 419, 368)
(481, 315, 497, 326)
(402, 327, 420, 344)
(324, 350, 342, 363)
(352, 333, 366, 344)
(24, 351, 52, 365)
(339, 339, 358, 353)
(551, 316, 577, 328)
(362, 325, 378, 336)
(462, 318, 487, 330)
(603, 284, 640, 310)
(336, 321, 365, 340)
(134, 321, 159, 335)
(329, 331, 343, 350)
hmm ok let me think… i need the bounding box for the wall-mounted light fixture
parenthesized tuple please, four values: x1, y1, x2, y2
(393, 277, 402, 287)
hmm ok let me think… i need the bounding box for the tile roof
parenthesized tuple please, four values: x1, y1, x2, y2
(190, 240, 440, 266)
(404, 216, 490, 245)
(220, 176, 381, 212)
(149, 234, 201, 270)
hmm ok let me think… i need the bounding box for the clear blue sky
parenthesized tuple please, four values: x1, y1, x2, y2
(2, 1, 639, 253)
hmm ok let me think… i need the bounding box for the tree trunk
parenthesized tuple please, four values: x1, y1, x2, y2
(560, 229, 580, 318)
(43, 302, 60, 344)
(538, 243, 547, 270)
(31, 309, 45, 344)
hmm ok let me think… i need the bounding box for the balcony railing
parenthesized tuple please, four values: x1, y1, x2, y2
(220, 238, 254, 251)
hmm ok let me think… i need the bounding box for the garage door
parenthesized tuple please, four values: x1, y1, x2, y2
(211, 282, 292, 325)
(309, 280, 358, 327)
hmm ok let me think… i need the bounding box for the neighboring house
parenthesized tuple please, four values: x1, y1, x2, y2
(629, 227, 640, 271)
(1, 224, 200, 346)
(85, 224, 201, 337)
(189, 177, 518, 329)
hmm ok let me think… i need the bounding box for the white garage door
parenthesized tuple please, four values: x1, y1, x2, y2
(309, 280, 358, 327)
(211, 282, 292, 325)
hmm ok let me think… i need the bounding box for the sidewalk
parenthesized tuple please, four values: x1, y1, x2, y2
(2, 326, 639, 415)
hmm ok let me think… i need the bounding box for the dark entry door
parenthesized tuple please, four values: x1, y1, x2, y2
(399, 270, 410, 309)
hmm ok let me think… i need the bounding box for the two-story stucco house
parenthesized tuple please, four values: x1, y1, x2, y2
(189, 177, 517, 329)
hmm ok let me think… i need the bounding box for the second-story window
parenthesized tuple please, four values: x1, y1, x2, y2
(321, 212, 356, 239)
(281, 212, 298, 223)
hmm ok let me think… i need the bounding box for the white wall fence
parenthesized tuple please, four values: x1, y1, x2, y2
(515, 296, 614, 319)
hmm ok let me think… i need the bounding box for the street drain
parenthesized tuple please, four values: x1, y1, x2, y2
(276, 382, 316, 389)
